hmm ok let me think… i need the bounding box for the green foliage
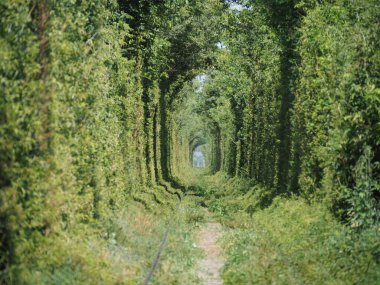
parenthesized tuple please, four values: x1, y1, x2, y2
(0, 0, 225, 282)
(220, 197, 380, 284)
(0, 0, 148, 281)
(213, 4, 282, 183)
(1, 0, 379, 282)
(10, 197, 201, 285)
(293, 0, 380, 227)
(185, 173, 380, 284)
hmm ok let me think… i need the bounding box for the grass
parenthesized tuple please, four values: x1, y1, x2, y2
(152, 195, 206, 285)
(11, 168, 380, 285)
(195, 173, 380, 285)
(11, 187, 205, 285)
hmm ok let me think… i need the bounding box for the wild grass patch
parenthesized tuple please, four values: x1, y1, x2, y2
(10, 192, 203, 285)
(195, 174, 380, 285)
(220, 198, 380, 285)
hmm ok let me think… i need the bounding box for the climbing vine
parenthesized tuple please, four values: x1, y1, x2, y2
(0, 0, 379, 283)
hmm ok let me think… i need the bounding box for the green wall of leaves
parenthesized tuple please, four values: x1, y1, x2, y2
(0, 0, 379, 282)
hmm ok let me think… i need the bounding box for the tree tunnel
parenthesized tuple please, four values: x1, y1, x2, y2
(2, 1, 379, 282)
(189, 136, 207, 165)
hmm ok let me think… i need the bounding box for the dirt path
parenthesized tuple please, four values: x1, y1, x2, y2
(197, 222, 224, 285)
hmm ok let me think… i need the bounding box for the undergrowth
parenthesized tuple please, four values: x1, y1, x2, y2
(197, 173, 380, 285)
(8, 188, 203, 285)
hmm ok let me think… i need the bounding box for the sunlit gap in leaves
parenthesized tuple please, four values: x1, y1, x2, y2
(193, 145, 206, 168)
(228, 1, 251, 11)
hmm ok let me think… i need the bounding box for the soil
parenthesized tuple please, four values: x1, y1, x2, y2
(197, 222, 224, 285)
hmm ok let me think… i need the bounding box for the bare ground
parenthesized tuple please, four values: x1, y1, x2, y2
(197, 222, 224, 285)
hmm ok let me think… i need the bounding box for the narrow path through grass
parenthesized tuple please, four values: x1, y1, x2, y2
(197, 222, 224, 285)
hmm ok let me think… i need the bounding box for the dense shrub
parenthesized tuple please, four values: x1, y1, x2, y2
(293, 0, 380, 227)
